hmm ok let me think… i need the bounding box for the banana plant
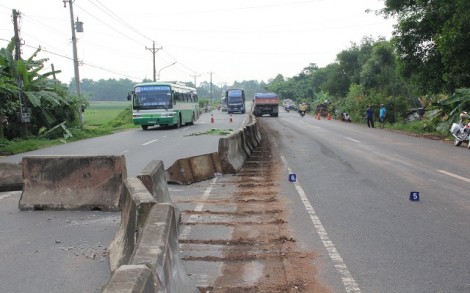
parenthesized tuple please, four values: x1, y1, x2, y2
(0, 39, 85, 138)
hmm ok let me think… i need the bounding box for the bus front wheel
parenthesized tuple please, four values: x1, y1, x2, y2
(174, 116, 182, 129)
(141, 125, 149, 130)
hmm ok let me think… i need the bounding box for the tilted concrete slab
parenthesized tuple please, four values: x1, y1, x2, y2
(137, 160, 172, 203)
(19, 155, 127, 211)
(165, 152, 222, 185)
(138, 160, 181, 226)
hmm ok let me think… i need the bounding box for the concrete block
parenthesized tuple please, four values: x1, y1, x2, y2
(19, 155, 127, 211)
(108, 178, 157, 273)
(0, 162, 22, 191)
(165, 153, 222, 185)
(102, 264, 156, 293)
(130, 203, 199, 293)
(218, 130, 247, 174)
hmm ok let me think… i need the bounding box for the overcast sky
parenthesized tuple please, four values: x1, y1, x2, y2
(0, 0, 395, 86)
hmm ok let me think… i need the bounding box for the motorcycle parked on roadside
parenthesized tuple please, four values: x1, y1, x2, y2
(450, 112, 470, 148)
(298, 104, 307, 117)
(340, 112, 352, 122)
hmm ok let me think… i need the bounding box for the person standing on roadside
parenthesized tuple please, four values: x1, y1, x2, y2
(366, 105, 375, 128)
(379, 104, 387, 128)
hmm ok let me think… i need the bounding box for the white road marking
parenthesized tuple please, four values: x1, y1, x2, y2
(179, 177, 218, 240)
(346, 137, 360, 143)
(437, 170, 470, 183)
(121, 149, 129, 154)
(280, 154, 361, 293)
(142, 139, 158, 146)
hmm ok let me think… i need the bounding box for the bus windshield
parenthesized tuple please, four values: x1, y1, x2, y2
(133, 85, 172, 110)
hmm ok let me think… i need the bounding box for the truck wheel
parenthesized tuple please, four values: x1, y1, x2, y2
(141, 125, 148, 130)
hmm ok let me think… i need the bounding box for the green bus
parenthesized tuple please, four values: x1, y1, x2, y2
(127, 82, 200, 130)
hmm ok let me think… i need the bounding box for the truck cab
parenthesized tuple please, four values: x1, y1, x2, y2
(225, 89, 246, 114)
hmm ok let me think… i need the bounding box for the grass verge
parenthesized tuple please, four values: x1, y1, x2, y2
(0, 102, 135, 156)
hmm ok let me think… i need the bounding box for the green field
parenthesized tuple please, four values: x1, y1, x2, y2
(84, 101, 131, 126)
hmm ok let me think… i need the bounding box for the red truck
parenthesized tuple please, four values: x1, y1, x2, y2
(252, 92, 280, 117)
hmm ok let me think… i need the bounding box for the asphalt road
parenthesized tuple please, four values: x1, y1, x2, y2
(2, 107, 468, 292)
(262, 110, 470, 292)
(0, 109, 244, 293)
(0, 110, 244, 176)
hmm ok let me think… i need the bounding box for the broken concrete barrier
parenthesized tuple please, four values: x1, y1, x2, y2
(165, 152, 222, 185)
(0, 162, 22, 192)
(138, 160, 172, 203)
(19, 155, 127, 211)
(137, 159, 181, 230)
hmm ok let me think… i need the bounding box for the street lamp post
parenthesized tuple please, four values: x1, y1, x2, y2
(157, 62, 177, 81)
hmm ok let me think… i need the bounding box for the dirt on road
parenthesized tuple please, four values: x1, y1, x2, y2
(175, 122, 330, 292)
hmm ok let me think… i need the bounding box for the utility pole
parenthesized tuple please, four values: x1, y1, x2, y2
(51, 64, 57, 80)
(208, 72, 215, 104)
(64, 0, 83, 123)
(190, 72, 201, 87)
(12, 9, 30, 135)
(146, 41, 162, 82)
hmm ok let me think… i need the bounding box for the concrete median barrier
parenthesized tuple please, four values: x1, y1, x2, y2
(218, 130, 247, 174)
(240, 127, 252, 157)
(138, 160, 172, 203)
(247, 123, 260, 148)
(105, 175, 197, 291)
(0, 162, 22, 192)
(165, 152, 222, 185)
(19, 155, 127, 211)
(137, 160, 181, 228)
(129, 203, 199, 293)
(252, 120, 262, 145)
(243, 126, 255, 154)
(102, 264, 154, 293)
(108, 177, 157, 273)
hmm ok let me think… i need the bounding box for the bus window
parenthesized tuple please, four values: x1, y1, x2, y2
(173, 91, 180, 104)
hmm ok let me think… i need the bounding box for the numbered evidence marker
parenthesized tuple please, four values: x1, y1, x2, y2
(288, 173, 297, 183)
(409, 191, 420, 202)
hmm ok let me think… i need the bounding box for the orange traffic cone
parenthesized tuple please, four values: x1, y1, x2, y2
(327, 113, 331, 120)
(229, 114, 233, 123)
(211, 114, 214, 123)
(316, 113, 321, 120)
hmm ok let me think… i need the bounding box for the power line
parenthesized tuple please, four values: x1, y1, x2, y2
(1, 2, 199, 81)
(88, 0, 153, 43)
(73, 1, 197, 77)
(73, 2, 147, 48)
